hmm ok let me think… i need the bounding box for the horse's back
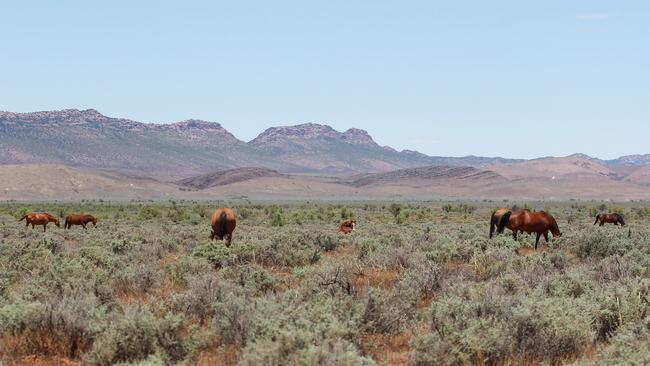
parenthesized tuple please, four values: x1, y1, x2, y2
(211, 208, 236, 232)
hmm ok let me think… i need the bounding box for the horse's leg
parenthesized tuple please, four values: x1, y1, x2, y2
(544, 232, 549, 242)
(600, 221, 604, 226)
(226, 234, 232, 247)
(83, 223, 87, 230)
(43, 224, 47, 232)
(512, 231, 518, 241)
(535, 233, 541, 250)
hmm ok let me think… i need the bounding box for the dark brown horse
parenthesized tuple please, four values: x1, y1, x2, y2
(339, 220, 357, 234)
(594, 213, 625, 227)
(210, 208, 237, 247)
(18, 212, 60, 232)
(65, 214, 98, 229)
(497, 210, 562, 249)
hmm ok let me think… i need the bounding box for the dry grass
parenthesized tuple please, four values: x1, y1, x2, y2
(193, 344, 241, 366)
(4, 355, 81, 366)
(353, 269, 400, 290)
(360, 333, 411, 366)
(0, 333, 91, 362)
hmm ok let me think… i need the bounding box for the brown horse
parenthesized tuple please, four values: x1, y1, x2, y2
(489, 208, 529, 238)
(18, 212, 60, 232)
(339, 220, 357, 234)
(65, 214, 98, 229)
(210, 208, 237, 247)
(594, 213, 625, 227)
(497, 210, 562, 249)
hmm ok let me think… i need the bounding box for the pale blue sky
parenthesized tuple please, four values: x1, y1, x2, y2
(1, 1, 648, 159)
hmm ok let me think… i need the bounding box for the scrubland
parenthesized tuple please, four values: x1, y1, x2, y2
(0, 201, 649, 365)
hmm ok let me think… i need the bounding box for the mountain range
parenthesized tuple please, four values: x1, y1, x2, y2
(0, 109, 525, 177)
(1, 109, 650, 200)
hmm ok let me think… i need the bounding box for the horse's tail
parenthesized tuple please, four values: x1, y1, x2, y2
(497, 211, 512, 234)
(18, 215, 27, 222)
(593, 214, 600, 225)
(217, 211, 228, 239)
(489, 211, 497, 239)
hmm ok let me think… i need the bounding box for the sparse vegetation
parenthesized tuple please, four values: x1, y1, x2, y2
(0, 201, 649, 365)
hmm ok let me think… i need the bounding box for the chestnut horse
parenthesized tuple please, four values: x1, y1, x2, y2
(489, 208, 529, 238)
(339, 220, 357, 234)
(497, 210, 562, 249)
(18, 212, 60, 232)
(65, 214, 98, 229)
(594, 213, 625, 227)
(210, 208, 236, 247)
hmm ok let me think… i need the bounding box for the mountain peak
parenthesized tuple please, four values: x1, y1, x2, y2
(567, 153, 594, 160)
(170, 119, 225, 130)
(250, 123, 340, 145)
(342, 128, 378, 146)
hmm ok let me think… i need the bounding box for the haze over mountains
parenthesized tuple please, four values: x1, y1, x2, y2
(1, 109, 650, 200)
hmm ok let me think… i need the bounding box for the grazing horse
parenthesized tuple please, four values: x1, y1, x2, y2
(210, 208, 236, 247)
(594, 213, 625, 227)
(65, 214, 98, 229)
(339, 220, 357, 234)
(489, 208, 529, 238)
(18, 212, 60, 232)
(497, 210, 562, 249)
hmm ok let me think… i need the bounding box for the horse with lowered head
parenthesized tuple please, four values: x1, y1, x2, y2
(65, 214, 98, 229)
(594, 213, 625, 227)
(18, 212, 60, 232)
(494, 209, 562, 249)
(339, 220, 357, 234)
(210, 208, 237, 247)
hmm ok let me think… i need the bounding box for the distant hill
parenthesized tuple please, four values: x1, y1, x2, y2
(345, 166, 505, 187)
(0, 164, 177, 201)
(488, 156, 623, 181)
(176, 167, 282, 189)
(0, 109, 520, 177)
(3, 162, 650, 201)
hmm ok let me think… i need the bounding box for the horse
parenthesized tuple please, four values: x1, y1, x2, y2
(210, 208, 237, 247)
(489, 208, 529, 238)
(65, 214, 98, 229)
(18, 212, 60, 232)
(339, 220, 357, 234)
(594, 213, 625, 227)
(496, 210, 562, 249)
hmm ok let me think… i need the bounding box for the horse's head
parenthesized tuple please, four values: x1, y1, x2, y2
(53, 219, 60, 227)
(350, 220, 357, 231)
(91, 217, 98, 226)
(553, 231, 562, 239)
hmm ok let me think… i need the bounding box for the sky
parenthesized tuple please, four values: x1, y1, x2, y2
(1, 0, 648, 159)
